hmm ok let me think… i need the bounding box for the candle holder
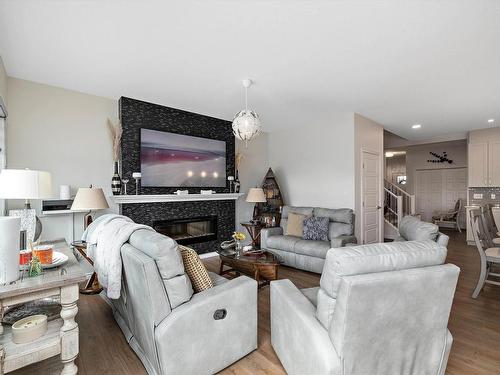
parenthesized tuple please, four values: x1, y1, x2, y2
(122, 178, 129, 195)
(132, 172, 141, 195)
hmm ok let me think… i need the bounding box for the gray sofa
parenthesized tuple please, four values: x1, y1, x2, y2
(271, 240, 460, 375)
(261, 206, 356, 273)
(109, 229, 258, 375)
(395, 215, 449, 246)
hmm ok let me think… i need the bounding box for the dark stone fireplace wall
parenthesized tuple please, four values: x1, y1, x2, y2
(119, 96, 235, 194)
(119, 97, 236, 254)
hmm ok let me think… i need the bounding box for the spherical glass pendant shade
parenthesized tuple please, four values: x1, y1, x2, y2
(232, 109, 262, 145)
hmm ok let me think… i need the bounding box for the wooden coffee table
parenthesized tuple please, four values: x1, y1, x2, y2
(218, 250, 280, 288)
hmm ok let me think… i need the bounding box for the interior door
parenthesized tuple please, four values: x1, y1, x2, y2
(488, 140, 500, 186)
(468, 142, 488, 187)
(362, 151, 381, 244)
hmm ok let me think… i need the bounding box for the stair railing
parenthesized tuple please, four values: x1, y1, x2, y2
(384, 179, 416, 228)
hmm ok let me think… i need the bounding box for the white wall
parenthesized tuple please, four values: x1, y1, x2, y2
(268, 113, 355, 209)
(354, 114, 384, 242)
(235, 135, 269, 235)
(6, 77, 118, 241)
(405, 140, 467, 195)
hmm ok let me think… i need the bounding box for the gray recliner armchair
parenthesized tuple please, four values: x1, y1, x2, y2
(110, 229, 258, 375)
(271, 240, 459, 375)
(394, 215, 449, 246)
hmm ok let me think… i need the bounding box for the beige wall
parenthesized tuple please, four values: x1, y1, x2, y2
(0, 56, 7, 105)
(235, 135, 269, 235)
(268, 113, 355, 210)
(354, 113, 384, 243)
(6, 77, 118, 241)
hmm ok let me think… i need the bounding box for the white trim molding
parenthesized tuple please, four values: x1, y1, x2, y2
(109, 193, 244, 204)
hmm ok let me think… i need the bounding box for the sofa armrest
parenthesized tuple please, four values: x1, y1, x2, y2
(155, 276, 257, 375)
(330, 235, 357, 248)
(271, 279, 339, 375)
(261, 226, 284, 248)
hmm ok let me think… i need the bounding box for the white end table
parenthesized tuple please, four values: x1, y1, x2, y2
(0, 240, 86, 374)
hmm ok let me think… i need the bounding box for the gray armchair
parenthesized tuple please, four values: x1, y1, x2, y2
(395, 215, 449, 247)
(110, 229, 258, 375)
(261, 206, 356, 273)
(271, 240, 459, 375)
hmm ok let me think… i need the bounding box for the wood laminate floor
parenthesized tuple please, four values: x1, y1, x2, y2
(11, 230, 500, 374)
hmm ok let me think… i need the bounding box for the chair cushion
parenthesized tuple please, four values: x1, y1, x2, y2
(320, 240, 447, 299)
(485, 247, 500, 260)
(179, 245, 213, 293)
(314, 207, 354, 224)
(399, 216, 439, 241)
(493, 237, 500, 245)
(286, 212, 308, 237)
(303, 216, 329, 241)
(294, 240, 330, 258)
(267, 235, 301, 252)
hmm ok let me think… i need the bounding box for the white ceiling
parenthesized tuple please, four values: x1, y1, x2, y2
(1, 0, 499, 139)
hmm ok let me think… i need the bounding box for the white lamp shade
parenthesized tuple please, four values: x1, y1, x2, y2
(0, 169, 52, 200)
(246, 188, 267, 203)
(71, 188, 109, 210)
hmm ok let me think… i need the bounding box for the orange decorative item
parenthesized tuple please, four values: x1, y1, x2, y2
(19, 250, 32, 265)
(32, 245, 54, 265)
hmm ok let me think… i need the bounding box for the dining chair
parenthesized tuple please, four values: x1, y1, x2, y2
(432, 198, 463, 232)
(481, 204, 500, 246)
(470, 209, 500, 298)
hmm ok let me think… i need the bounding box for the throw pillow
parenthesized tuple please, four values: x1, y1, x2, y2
(286, 212, 307, 237)
(303, 216, 330, 241)
(179, 245, 213, 293)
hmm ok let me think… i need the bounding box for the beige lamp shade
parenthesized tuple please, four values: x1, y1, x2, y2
(71, 187, 109, 210)
(246, 188, 266, 203)
(0, 169, 52, 199)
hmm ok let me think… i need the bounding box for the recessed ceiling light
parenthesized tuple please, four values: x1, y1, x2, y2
(488, 119, 495, 123)
(385, 152, 394, 158)
(412, 124, 422, 129)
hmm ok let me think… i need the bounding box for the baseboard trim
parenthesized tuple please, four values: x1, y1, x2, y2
(200, 251, 218, 259)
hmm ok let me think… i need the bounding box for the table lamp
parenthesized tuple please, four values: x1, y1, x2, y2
(0, 169, 53, 245)
(71, 187, 109, 229)
(246, 187, 267, 223)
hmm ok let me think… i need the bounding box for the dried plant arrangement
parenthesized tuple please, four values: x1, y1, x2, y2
(236, 152, 244, 171)
(107, 118, 122, 162)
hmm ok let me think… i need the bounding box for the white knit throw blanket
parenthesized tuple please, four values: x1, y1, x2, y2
(83, 215, 153, 299)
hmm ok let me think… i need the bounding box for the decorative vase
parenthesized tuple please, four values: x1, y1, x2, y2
(111, 162, 122, 195)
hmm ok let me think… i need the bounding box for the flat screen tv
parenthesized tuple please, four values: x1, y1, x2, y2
(140, 128, 226, 187)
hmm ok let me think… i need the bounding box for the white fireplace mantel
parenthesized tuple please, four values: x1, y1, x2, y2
(109, 193, 244, 204)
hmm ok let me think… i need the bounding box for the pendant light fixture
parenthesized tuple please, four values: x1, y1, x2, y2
(232, 79, 262, 146)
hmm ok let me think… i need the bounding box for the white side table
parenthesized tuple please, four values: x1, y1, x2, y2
(0, 241, 86, 374)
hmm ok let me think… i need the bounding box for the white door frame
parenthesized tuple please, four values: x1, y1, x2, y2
(360, 148, 383, 244)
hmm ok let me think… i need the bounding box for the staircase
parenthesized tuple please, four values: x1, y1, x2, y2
(384, 180, 416, 237)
